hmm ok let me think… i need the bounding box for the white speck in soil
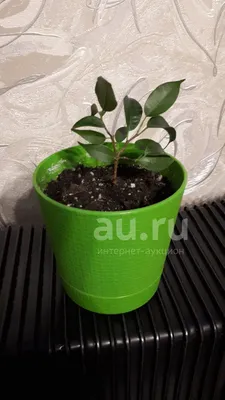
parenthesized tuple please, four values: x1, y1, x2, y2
(98, 194, 102, 200)
(130, 183, 136, 188)
(81, 179, 84, 184)
(92, 178, 96, 181)
(67, 204, 72, 207)
(90, 171, 94, 176)
(128, 193, 131, 196)
(78, 174, 81, 178)
(91, 196, 94, 199)
(98, 183, 103, 186)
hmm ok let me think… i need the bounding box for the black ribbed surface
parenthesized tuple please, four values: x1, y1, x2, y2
(0, 201, 225, 399)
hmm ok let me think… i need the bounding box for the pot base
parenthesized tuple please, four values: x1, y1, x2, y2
(61, 276, 160, 314)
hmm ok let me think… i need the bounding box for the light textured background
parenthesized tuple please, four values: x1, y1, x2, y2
(0, 0, 225, 226)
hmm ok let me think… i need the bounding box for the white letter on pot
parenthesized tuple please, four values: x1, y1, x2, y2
(152, 218, 166, 241)
(170, 218, 188, 241)
(116, 218, 136, 241)
(94, 218, 113, 241)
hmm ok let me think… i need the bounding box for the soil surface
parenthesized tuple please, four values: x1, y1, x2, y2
(45, 165, 174, 211)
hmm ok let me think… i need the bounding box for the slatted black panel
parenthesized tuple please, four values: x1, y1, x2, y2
(0, 201, 225, 399)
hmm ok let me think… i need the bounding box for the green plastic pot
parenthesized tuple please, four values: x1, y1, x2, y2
(33, 144, 187, 314)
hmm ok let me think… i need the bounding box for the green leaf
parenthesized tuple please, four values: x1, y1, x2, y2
(79, 143, 114, 163)
(72, 116, 104, 129)
(148, 115, 169, 129)
(95, 76, 117, 112)
(144, 80, 185, 117)
(124, 96, 142, 131)
(115, 127, 128, 142)
(73, 129, 105, 144)
(165, 127, 176, 143)
(91, 104, 98, 116)
(137, 155, 174, 172)
(122, 147, 144, 159)
(135, 139, 165, 156)
(147, 116, 176, 143)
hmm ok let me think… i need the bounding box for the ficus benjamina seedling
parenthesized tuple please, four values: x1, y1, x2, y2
(72, 76, 185, 184)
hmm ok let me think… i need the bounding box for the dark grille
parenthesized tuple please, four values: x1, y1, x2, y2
(0, 201, 225, 399)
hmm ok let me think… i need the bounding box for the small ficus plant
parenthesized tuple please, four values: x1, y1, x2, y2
(72, 77, 185, 184)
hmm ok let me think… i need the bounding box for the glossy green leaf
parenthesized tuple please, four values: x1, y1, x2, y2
(144, 80, 185, 117)
(122, 147, 144, 159)
(135, 138, 165, 156)
(115, 127, 128, 142)
(95, 76, 117, 112)
(147, 115, 169, 129)
(137, 155, 174, 172)
(72, 116, 104, 129)
(91, 104, 98, 116)
(124, 96, 142, 131)
(147, 116, 176, 143)
(166, 127, 176, 143)
(79, 143, 114, 163)
(73, 129, 105, 144)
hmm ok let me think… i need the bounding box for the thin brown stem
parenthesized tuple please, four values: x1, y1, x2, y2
(128, 117, 147, 143)
(99, 113, 117, 155)
(125, 116, 146, 143)
(112, 117, 148, 183)
(113, 155, 120, 184)
(101, 115, 148, 184)
(116, 118, 148, 158)
(111, 135, 117, 155)
(138, 127, 148, 136)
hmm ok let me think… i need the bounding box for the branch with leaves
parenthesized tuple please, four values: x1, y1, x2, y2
(72, 76, 185, 184)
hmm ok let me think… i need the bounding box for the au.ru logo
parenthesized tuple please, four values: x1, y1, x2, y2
(94, 217, 188, 241)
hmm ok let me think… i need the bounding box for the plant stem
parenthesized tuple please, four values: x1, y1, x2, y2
(118, 118, 147, 156)
(99, 115, 148, 185)
(121, 118, 148, 152)
(112, 117, 148, 184)
(113, 155, 120, 185)
(99, 113, 117, 155)
(99, 111, 119, 184)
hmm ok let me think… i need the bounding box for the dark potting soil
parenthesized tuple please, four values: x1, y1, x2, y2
(45, 165, 174, 211)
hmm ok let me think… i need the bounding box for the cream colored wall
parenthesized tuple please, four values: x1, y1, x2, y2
(0, 0, 225, 225)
